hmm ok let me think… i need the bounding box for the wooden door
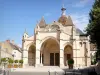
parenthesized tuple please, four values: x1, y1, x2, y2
(50, 53, 54, 66)
(55, 53, 59, 66)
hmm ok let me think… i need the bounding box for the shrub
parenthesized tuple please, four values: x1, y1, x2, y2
(1, 58, 7, 63)
(19, 60, 23, 65)
(68, 58, 74, 65)
(8, 58, 14, 64)
(14, 60, 18, 63)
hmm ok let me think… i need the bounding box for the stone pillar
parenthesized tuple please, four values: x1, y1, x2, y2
(35, 39, 41, 67)
(22, 40, 29, 67)
(60, 49, 64, 67)
(86, 40, 91, 67)
(40, 52, 43, 66)
(35, 49, 40, 67)
(23, 49, 29, 67)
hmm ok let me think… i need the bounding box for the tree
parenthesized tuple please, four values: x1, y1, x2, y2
(1, 58, 7, 63)
(86, 0, 100, 61)
(1, 58, 7, 68)
(91, 52, 96, 65)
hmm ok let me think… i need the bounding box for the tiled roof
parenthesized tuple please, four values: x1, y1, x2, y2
(9, 43, 22, 53)
(58, 15, 68, 25)
(76, 28, 84, 35)
(39, 17, 46, 28)
(58, 15, 73, 26)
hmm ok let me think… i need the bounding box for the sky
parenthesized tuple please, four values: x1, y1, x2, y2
(0, 0, 94, 47)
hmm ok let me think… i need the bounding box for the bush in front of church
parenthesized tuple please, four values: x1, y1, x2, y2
(68, 58, 74, 69)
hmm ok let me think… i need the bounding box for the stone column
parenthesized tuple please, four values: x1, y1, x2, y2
(87, 37, 91, 67)
(23, 49, 28, 67)
(40, 52, 43, 66)
(60, 49, 64, 67)
(22, 40, 29, 67)
(35, 39, 41, 67)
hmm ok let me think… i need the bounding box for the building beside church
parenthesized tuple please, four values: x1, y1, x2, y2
(0, 40, 22, 61)
(22, 6, 91, 68)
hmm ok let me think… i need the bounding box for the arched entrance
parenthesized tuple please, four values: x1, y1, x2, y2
(28, 45, 36, 66)
(64, 45, 73, 66)
(41, 38, 60, 66)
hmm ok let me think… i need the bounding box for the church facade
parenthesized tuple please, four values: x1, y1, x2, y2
(22, 7, 91, 68)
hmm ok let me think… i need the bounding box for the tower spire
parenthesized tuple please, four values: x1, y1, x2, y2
(24, 28, 27, 33)
(61, 4, 66, 16)
(61, 0, 66, 16)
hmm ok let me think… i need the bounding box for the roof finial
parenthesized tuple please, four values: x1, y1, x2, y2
(61, 0, 66, 15)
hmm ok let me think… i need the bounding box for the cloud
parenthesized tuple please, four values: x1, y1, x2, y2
(68, 0, 93, 8)
(70, 12, 89, 31)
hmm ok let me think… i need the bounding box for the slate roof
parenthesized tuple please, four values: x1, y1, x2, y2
(58, 15, 73, 26)
(0, 41, 22, 53)
(9, 43, 22, 53)
(76, 28, 85, 35)
(39, 17, 46, 28)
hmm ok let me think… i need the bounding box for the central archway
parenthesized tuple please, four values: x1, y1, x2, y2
(41, 37, 60, 66)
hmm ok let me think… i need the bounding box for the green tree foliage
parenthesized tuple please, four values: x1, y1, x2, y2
(1, 58, 7, 62)
(91, 52, 97, 65)
(86, 0, 100, 60)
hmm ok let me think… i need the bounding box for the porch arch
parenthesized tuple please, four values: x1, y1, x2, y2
(64, 45, 73, 66)
(40, 36, 59, 46)
(28, 44, 36, 66)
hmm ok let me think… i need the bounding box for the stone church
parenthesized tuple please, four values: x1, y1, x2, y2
(22, 6, 91, 68)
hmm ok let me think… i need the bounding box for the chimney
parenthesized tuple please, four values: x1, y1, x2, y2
(6, 40, 10, 43)
(11, 40, 14, 44)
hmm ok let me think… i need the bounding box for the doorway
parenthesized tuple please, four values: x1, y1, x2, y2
(50, 53, 59, 66)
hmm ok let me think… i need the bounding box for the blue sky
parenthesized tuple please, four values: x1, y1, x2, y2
(0, 0, 94, 47)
